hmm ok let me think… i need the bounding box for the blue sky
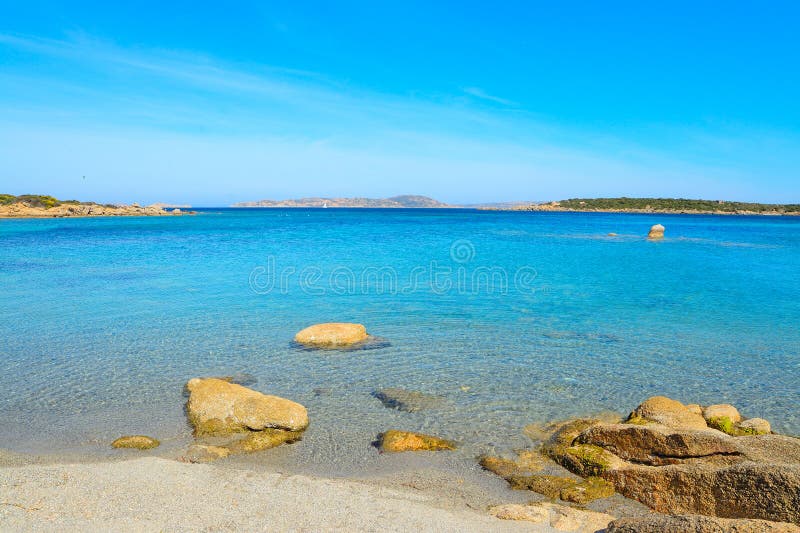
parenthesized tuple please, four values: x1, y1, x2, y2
(1, 1, 798, 205)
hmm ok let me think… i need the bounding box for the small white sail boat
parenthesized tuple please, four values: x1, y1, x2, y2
(322, 202, 328, 208)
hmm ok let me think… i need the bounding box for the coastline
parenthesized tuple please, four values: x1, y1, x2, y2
(0, 455, 534, 532)
(0, 204, 191, 219)
(480, 206, 800, 216)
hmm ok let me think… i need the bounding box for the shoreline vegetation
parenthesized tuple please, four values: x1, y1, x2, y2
(492, 197, 800, 216)
(0, 194, 192, 218)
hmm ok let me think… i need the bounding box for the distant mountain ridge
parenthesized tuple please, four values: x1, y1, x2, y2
(232, 195, 451, 208)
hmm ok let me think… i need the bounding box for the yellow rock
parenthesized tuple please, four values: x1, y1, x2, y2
(186, 378, 308, 436)
(111, 435, 160, 450)
(647, 224, 665, 239)
(704, 404, 742, 424)
(378, 430, 455, 452)
(630, 396, 707, 430)
(294, 323, 368, 347)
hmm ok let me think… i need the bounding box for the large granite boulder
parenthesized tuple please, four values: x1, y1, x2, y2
(607, 514, 800, 532)
(629, 396, 708, 430)
(545, 407, 800, 523)
(575, 423, 740, 466)
(604, 462, 800, 523)
(185, 378, 308, 436)
(294, 323, 368, 347)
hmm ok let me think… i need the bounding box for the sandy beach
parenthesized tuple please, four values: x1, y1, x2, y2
(0, 455, 540, 532)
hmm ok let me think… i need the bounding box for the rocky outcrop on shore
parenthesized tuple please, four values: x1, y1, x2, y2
(542, 396, 800, 523)
(294, 322, 369, 348)
(0, 201, 181, 218)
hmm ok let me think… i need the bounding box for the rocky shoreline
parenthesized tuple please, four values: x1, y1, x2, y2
(0, 201, 191, 218)
(2, 322, 798, 532)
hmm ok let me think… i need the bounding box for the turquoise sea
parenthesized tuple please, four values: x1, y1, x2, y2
(1, 209, 798, 471)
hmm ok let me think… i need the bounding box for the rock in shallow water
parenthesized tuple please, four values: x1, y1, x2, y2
(372, 388, 445, 412)
(185, 377, 308, 436)
(294, 323, 369, 347)
(647, 224, 665, 239)
(377, 430, 455, 452)
(111, 435, 160, 450)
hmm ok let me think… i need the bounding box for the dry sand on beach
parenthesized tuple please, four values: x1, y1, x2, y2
(0, 456, 543, 532)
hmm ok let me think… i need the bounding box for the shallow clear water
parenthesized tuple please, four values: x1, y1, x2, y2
(1, 209, 798, 470)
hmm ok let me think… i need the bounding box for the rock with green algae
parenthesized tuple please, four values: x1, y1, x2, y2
(479, 450, 545, 478)
(540, 419, 624, 476)
(505, 474, 577, 499)
(111, 435, 160, 450)
(182, 444, 231, 463)
(378, 430, 455, 452)
(737, 418, 771, 435)
(559, 476, 615, 504)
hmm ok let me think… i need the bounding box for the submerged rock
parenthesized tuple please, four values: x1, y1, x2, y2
(377, 430, 455, 452)
(294, 323, 368, 347)
(372, 388, 445, 412)
(647, 224, 665, 239)
(479, 452, 544, 478)
(489, 502, 615, 532)
(559, 476, 615, 504)
(225, 428, 303, 454)
(606, 514, 800, 533)
(111, 435, 160, 450)
(183, 444, 231, 463)
(628, 396, 708, 430)
(505, 474, 577, 498)
(185, 377, 308, 436)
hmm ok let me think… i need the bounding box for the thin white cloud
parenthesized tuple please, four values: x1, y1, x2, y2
(463, 86, 517, 106)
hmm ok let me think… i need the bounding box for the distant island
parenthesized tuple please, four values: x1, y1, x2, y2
(499, 197, 800, 216)
(0, 194, 188, 218)
(232, 195, 451, 208)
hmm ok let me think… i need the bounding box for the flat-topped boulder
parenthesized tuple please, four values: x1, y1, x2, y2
(185, 377, 308, 435)
(377, 430, 455, 452)
(294, 323, 368, 347)
(576, 423, 740, 466)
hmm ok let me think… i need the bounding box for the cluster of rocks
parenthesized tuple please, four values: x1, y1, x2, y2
(111, 323, 460, 460)
(483, 395, 799, 530)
